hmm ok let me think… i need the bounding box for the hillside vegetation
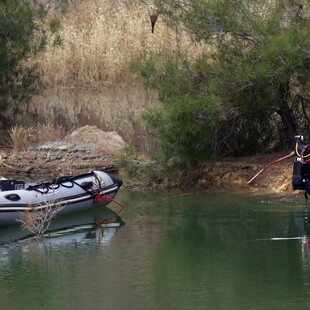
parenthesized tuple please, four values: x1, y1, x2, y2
(0, 0, 306, 189)
(131, 0, 310, 180)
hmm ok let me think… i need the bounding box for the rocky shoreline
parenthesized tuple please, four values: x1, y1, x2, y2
(0, 141, 295, 193)
(0, 143, 118, 179)
(0, 126, 123, 182)
(0, 125, 296, 191)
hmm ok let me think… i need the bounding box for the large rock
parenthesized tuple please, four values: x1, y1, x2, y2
(66, 125, 126, 151)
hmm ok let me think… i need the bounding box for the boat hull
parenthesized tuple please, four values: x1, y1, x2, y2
(0, 171, 122, 226)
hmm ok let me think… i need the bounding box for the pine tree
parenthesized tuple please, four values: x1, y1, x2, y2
(137, 0, 310, 173)
(0, 0, 47, 126)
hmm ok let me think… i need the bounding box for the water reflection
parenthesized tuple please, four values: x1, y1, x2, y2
(1, 190, 310, 310)
(292, 207, 310, 271)
(147, 191, 310, 310)
(0, 206, 124, 246)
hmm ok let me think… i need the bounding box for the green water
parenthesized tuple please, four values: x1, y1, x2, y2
(0, 189, 310, 310)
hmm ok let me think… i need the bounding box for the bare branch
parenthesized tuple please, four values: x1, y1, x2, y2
(18, 197, 66, 239)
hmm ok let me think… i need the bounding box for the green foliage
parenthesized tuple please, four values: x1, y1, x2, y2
(0, 0, 48, 126)
(134, 0, 310, 178)
(135, 56, 222, 175)
(145, 95, 220, 167)
(117, 145, 158, 181)
(117, 145, 141, 178)
(49, 18, 61, 34)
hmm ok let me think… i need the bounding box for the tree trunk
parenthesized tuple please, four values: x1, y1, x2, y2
(277, 82, 297, 149)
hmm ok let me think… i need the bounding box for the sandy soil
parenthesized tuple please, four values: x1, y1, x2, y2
(201, 150, 294, 192)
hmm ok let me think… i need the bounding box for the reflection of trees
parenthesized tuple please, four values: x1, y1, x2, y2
(152, 195, 305, 309)
(292, 208, 310, 272)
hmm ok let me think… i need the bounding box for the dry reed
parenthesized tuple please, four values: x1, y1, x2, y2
(9, 126, 34, 152)
(36, 0, 205, 87)
(9, 123, 65, 151)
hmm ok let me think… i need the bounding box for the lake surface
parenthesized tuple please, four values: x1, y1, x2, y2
(0, 188, 310, 310)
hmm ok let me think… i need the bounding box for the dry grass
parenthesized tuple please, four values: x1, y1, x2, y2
(9, 126, 34, 152)
(36, 0, 204, 87)
(9, 123, 65, 151)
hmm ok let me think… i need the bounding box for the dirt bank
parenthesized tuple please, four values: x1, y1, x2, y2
(201, 150, 294, 192)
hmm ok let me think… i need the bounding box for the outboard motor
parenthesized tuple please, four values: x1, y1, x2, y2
(292, 135, 310, 194)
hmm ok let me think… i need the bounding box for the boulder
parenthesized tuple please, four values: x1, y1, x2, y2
(66, 125, 126, 151)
